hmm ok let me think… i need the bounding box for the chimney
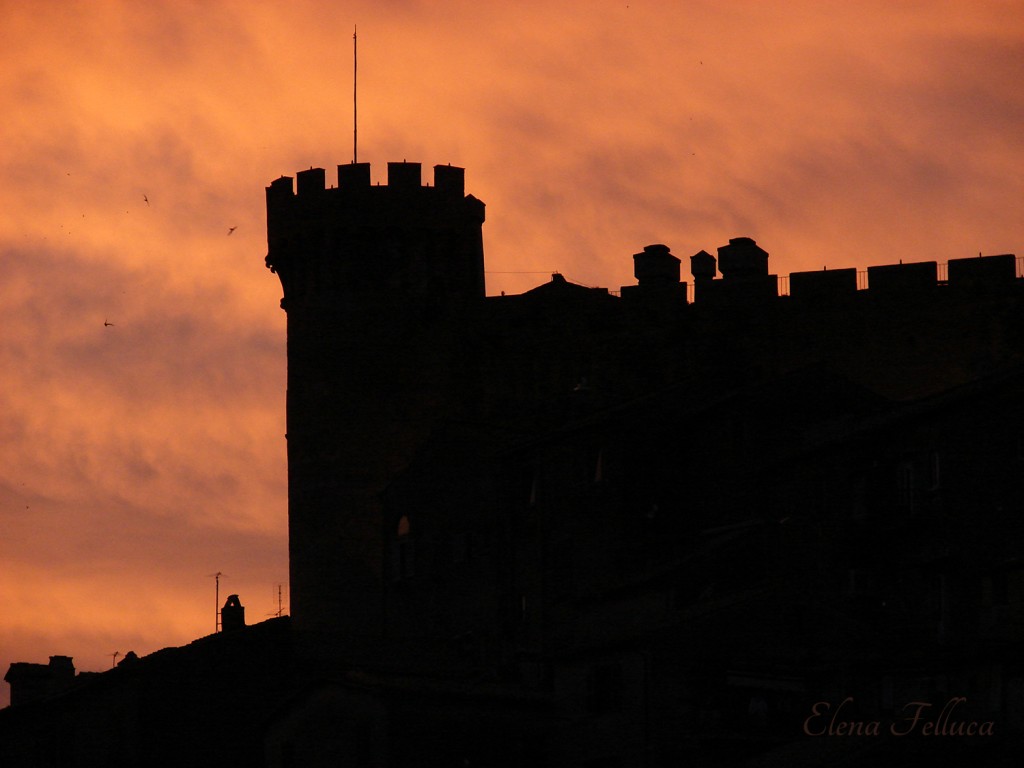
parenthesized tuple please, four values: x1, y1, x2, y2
(633, 244, 681, 286)
(689, 250, 717, 303)
(221, 594, 246, 632)
(717, 237, 768, 279)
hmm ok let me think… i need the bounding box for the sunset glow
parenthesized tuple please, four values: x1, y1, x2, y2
(2, 0, 1023, 706)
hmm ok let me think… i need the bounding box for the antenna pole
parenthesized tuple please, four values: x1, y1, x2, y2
(353, 25, 358, 164)
(215, 571, 222, 633)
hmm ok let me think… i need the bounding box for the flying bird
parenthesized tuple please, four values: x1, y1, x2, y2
(227, 226, 237, 235)
(143, 195, 149, 206)
(104, 319, 115, 327)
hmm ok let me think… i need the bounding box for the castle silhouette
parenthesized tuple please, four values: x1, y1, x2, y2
(3, 161, 1023, 766)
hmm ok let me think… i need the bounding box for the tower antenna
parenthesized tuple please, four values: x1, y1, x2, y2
(207, 572, 225, 633)
(267, 583, 286, 618)
(353, 25, 358, 164)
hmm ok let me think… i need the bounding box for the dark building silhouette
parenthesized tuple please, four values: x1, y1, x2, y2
(266, 162, 485, 658)
(3, 160, 1024, 766)
(3, 657, 76, 708)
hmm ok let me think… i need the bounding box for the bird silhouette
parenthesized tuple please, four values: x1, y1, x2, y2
(227, 226, 237, 235)
(104, 319, 115, 327)
(143, 195, 149, 206)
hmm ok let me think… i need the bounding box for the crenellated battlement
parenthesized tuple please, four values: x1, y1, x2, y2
(627, 238, 1021, 307)
(268, 161, 470, 200)
(266, 162, 483, 245)
(615, 239, 1021, 311)
(265, 161, 486, 312)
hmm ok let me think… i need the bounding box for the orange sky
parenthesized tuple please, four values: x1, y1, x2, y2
(1, 0, 1023, 706)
